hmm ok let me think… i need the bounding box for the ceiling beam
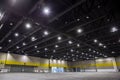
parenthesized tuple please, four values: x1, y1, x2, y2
(49, 0, 86, 23)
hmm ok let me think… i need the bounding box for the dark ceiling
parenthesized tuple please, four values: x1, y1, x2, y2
(0, 0, 120, 61)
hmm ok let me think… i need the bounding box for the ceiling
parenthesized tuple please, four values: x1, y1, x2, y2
(0, 0, 120, 61)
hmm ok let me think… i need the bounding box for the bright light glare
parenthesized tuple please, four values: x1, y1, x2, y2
(43, 7, 50, 15)
(14, 33, 19, 37)
(68, 41, 72, 44)
(77, 29, 82, 33)
(44, 31, 49, 36)
(111, 27, 118, 32)
(99, 43, 103, 46)
(94, 39, 98, 43)
(25, 23, 31, 29)
(58, 36, 62, 40)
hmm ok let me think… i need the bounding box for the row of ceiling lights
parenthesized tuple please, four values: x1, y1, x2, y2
(94, 39, 107, 48)
(39, 26, 119, 60)
(0, 23, 119, 54)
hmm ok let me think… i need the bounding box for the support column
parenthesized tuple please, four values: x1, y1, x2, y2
(112, 57, 118, 72)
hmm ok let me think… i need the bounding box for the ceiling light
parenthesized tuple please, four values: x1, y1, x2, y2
(31, 37, 36, 41)
(43, 7, 50, 15)
(37, 50, 40, 53)
(25, 23, 31, 29)
(58, 36, 62, 40)
(44, 31, 49, 36)
(93, 50, 96, 53)
(112, 51, 115, 54)
(94, 39, 98, 43)
(45, 48, 48, 51)
(77, 28, 82, 33)
(97, 52, 99, 54)
(16, 46, 19, 49)
(70, 49, 74, 52)
(89, 48, 91, 51)
(73, 59, 75, 61)
(98, 5, 100, 8)
(0, 46, 2, 49)
(76, 55, 78, 57)
(35, 46, 37, 48)
(103, 46, 107, 48)
(8, 40, 12, 42)
(99, 43, 103, 46)
(53, 50, 56, 53)
(86, 16, 89, 19)
(14, 33, 19, 37)
(10, 23, 13, 26)
(68, 40, 72, 44)
(22, 51, 24, 53)
(82, 52, 84, 55)
(23, 42, 26, 46)
(55, 45, 59, 48)
(100, 53, 102, 55)
(76, 51, 79, 53)
(77, 44, 80, 47)
(77, 18, 80, 21)
(72, 54, 74, 56)
(111, 27, 118, 32)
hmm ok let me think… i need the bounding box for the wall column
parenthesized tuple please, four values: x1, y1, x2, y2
(113, 57, 118, 72)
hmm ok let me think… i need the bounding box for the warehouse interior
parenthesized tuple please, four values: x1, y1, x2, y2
(0, 0, 120, 80)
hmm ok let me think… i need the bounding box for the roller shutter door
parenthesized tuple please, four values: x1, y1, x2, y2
(23, 66, 34, 72)
(10, 65, 22, 72)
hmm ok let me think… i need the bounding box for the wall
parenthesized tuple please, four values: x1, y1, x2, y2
(1, 52, 120, 72)
(0, 53, 6, 69)
(69, 57, 119, 72)
(96, 58, 118, 72)
(6, 53, 49, 68)
(0, 53, 69, 72)
(116, 57, 120, 70)
(69, 60, 96, 72)
(50, 59, 67, 67)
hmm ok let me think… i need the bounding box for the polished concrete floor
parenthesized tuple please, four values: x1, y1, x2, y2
(0, 72, 120, 80)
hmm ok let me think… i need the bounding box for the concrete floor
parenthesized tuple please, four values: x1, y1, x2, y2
(0, 72, 120, 80)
